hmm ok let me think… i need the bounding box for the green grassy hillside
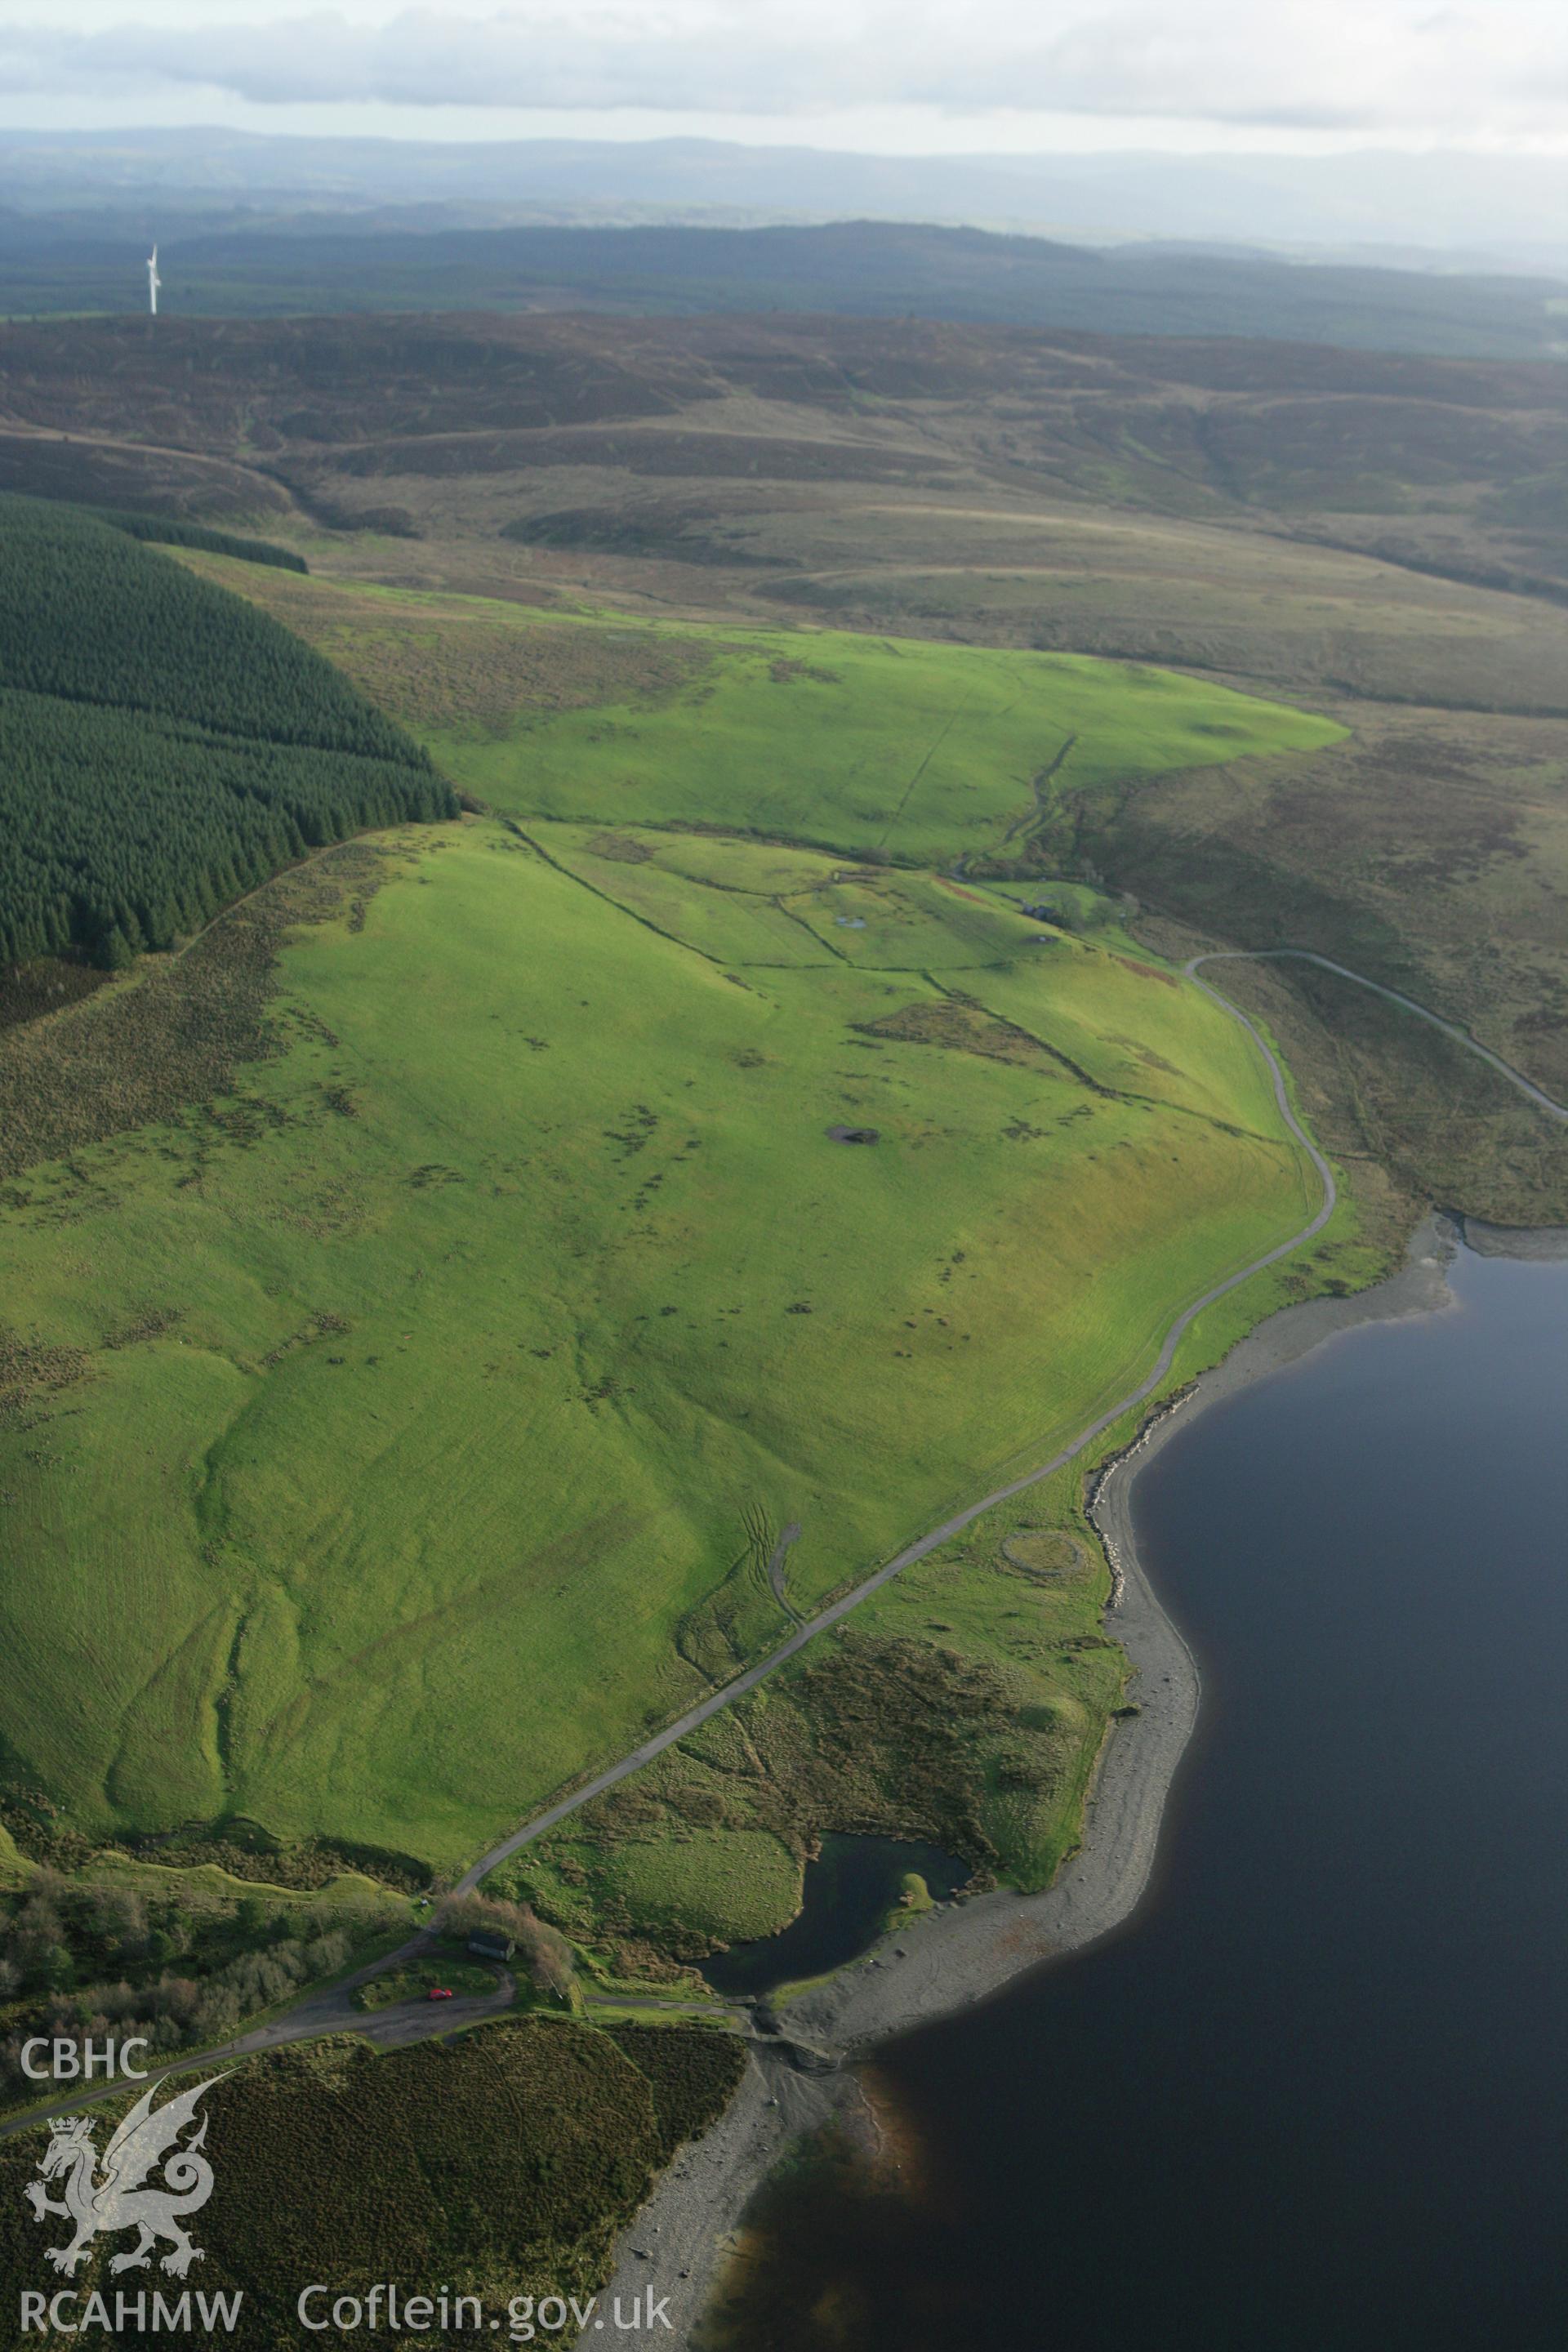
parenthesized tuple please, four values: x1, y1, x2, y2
(178, 552, 1341, 865)
(0, 585, 1352, 1870)
(416, 608, 1336, 869)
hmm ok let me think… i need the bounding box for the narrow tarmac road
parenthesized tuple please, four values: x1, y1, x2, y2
(0, 1966, 514, 2142)
(450, 947, 1343, 1897)
(1194, 948, 1568, 1123)
(7, 947, 1561, 2139)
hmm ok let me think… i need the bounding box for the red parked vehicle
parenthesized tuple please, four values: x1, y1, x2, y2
(426, 1986, 454, 2001)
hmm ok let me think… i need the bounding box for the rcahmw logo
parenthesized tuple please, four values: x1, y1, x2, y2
(18, 2073, 243, 2332)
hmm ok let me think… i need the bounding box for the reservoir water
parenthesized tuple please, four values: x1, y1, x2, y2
(706, 1240, 1568, 2351)
(700, 1834, 968, 1997)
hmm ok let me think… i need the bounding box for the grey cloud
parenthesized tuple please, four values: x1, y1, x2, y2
(0, 3, 1556, 131)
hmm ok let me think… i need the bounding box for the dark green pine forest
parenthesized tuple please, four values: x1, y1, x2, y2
(82, 508, 310, 572)
(0, 496, 455, 970)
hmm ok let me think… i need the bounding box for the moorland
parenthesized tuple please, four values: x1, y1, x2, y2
(4, 301, 1554, 1222)
(2, 293, 1567, 2312)
(1, 213, 1566, 359)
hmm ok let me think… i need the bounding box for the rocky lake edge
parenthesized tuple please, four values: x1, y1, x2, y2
(600, 1209, 1568, 2344)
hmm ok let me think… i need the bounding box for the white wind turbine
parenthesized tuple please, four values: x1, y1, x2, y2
(147, 243, 161, 317)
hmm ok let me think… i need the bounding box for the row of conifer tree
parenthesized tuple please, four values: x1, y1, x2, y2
(90, 506, 310, 574)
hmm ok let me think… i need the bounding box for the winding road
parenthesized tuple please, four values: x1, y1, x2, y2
(452, 953, 1340, 1895)
(1195, 948, 1568, 1124)
(451, 947, 1563, 1886)
(7, 947, 1563, 2140)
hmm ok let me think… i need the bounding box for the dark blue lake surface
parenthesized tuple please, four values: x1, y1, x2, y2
(701, 1834, 968, 1996)
(708, 1243, 1568, 2350)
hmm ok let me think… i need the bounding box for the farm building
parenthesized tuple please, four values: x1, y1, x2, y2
(467, 1930, 514, 1962)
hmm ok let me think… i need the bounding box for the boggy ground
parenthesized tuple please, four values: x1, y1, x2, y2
(496, 1468, 1127, 1973)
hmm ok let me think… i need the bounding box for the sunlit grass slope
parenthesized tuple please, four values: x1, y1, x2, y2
(1, 811, 1320, 1868)
(179, 556, 1344, 868)
(438, 629, 1337, 863)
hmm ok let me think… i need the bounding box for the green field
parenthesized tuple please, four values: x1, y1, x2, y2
(434, 625, 1334, 866)
(205, 563, 1338, 869)
(506, 1463, 1130, 1965)
(0, 585, 1352, 1876)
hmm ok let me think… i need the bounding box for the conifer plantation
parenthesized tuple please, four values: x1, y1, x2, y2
(88, 507, 311, 572)
(0, 496, 455, 970)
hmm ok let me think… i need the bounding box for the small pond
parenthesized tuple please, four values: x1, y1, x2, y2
(700, 1833, 969, 1997)
(707, 1241, 1568, 2350)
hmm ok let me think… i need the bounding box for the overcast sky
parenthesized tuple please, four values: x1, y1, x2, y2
(2, 0, 1566, 154)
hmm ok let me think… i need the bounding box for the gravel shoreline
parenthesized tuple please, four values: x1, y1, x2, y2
(601, 1213, 1475, 2345)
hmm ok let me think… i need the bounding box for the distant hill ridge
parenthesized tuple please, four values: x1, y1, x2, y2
(0, 212, 1561, 362)
(7, 127, 1568, 273)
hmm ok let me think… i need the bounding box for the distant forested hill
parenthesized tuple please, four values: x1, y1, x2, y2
(0, 213, 1563, 362)
(0, 497, 454, 970)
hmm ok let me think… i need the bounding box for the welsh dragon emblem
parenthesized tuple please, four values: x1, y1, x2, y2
(24, 2075, 225, 2278)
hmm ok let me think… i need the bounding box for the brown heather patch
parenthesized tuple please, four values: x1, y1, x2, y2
(768, 655, 844, 684)
(0, 1326, 91, 1431)
(105, 1829, 428, 1892)
(585, 831, 656, 862)
(0, 956, 110, 1035)
(182, 559, 717, 733)
(603, 2022, 749, 2163)
(321, 612, 715, 734)
(0, 2016, 743, 2336)
(856, 998, 1056, 1068)
(0, 838, 403, 1183)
